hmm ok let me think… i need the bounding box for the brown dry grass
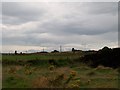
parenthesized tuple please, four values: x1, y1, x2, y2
(95, 65, 113, 70)
(54, 67, 71, 75)
(32, 67, 72, 88)
(32, 76, 49, 88)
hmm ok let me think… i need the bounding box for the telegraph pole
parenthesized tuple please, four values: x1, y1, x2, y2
(43, 48, 44, 52)
(60, 45, 62, 52)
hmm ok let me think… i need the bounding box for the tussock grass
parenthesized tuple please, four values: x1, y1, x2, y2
(2, 52, 119, 88)
(3, 65, 118, 88)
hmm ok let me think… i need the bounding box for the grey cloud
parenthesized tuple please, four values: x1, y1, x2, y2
(2, 2, 118, 52)
(82, 2, 118, 15)
(2, 2, 46, 24)
(27, 14, 117, 36)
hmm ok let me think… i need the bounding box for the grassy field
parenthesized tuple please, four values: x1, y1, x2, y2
(2, 52, 83, 61)
(2, 52, 119, 88)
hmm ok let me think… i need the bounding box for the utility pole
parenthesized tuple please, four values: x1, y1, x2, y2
(60, 45, 62, 52)
(85, 43, 86, 51)
(82, 43, 86, 51)
(26, 50, 27, 54)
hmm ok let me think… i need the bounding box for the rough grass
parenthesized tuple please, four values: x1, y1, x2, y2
(2, 53, 119, 88)
(2, 53, 83, 67)
(2, 64, 119, 88)
(0, 64, 2, 89)
(2, 52, 83, 61)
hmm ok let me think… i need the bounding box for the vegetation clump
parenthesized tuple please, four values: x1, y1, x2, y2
(2, 46, 119, 88)
(48, 65, 55, 71)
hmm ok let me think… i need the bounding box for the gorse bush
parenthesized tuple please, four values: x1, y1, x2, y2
(70, 70, 77, 77)
(64, 70, 77, 86)
(48, 65, 55, 71)
(49, 74, 65, 87)
(8, 66, 16, 74)
(24, 69, 32, 75)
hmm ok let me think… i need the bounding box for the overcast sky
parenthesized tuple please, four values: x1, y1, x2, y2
(2, 2, 118, 53)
